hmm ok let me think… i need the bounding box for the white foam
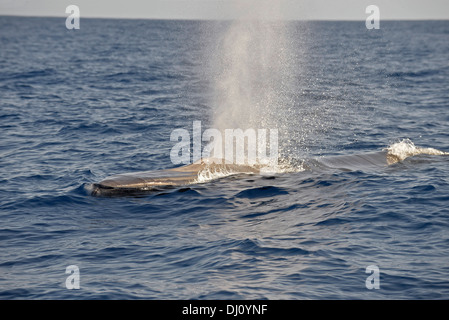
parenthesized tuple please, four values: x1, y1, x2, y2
(384, 138, 448, 163)
(194, 158, 305, 184)
(195, 164, 245, 184)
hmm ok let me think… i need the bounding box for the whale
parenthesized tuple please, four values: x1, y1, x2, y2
(91, 159, 259, 196)
(90, 140, 448, 197)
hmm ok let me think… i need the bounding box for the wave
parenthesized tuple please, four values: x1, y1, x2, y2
(386, 66, 449, 79)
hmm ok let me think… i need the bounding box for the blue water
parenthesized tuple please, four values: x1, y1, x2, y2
(1, 17, 449, 299)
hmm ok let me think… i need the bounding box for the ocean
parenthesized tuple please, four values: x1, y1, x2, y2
(0, 16, 448, 300)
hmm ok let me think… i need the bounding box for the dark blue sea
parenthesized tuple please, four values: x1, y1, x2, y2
(1, 16, 449, 300)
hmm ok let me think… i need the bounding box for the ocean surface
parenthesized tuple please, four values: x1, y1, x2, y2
(1, 17, 449, 299)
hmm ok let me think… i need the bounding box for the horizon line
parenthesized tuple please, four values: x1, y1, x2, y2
(1, 14, 448, 22)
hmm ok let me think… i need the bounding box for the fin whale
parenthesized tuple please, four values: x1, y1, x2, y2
(91, 140, 448, 197)
(91, 160, 259, 196)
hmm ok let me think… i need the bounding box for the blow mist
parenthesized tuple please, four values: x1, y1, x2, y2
(206, 0, 303, 167)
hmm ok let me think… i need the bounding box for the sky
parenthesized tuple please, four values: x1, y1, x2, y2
(0, 0, 448, 20)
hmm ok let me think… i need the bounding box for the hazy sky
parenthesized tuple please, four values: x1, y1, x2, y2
(1, 0, 448, 20)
